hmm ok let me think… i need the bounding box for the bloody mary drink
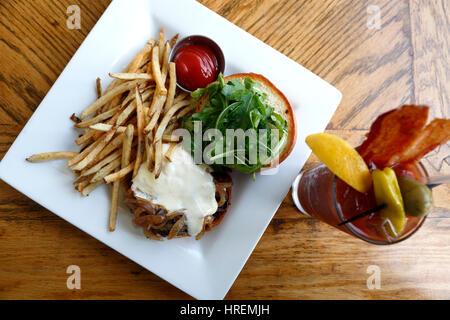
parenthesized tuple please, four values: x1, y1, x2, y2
(292, 105, 449, 244)
(292, 162, 428, 244)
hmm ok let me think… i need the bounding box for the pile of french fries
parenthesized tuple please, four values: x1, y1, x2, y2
(27, 28, 196, 231)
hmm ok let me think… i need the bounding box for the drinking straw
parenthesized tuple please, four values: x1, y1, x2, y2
(338, 204, 386, 226)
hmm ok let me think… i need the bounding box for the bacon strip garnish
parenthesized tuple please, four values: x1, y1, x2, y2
(391, 118, 450, 165)
(358, 105, 450, 167)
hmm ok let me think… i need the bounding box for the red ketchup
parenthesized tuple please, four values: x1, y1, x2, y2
(173, 44, 219, 91)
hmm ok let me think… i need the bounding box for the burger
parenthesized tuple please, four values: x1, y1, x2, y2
(126, 73, 296, 240)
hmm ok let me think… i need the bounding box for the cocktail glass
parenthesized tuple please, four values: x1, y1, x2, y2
(291, 162, 428, 244)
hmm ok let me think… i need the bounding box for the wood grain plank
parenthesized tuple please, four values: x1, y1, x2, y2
(0, 0, 449, 300)
(0, 124, 21, 159)
(409, 0, 450, 209)
(0, 188, 190, 299)
(227, 213, 450, 299)
(0, 0, 110, 127)
(410, 0, 450, 119)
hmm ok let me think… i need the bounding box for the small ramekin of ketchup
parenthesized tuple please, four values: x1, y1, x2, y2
(169, 35, 225, 92)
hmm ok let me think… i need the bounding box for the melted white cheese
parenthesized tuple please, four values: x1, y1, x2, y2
(131, 144, 218, 237)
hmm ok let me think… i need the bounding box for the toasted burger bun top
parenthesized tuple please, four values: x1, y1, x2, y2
(223, 73, 297, 167)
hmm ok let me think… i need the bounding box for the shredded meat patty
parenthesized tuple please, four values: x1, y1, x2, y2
(123, 170, 232, 240)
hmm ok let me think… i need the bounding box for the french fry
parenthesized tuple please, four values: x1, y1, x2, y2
(144, 87, 167, 134)
(139, 84, 156, 95)
(161, 42, 171, 84)
(158, 27, 164, 64)
(116, 89, 153, 126)
(164, 142, 179, 162)
(74, 173, 90, 185)
(128, 40, 155, 74)
(70, 113, 81, 123)
(120, 86, 154, 111)
(96, 77, 102, 98)
(80, 80, 143, 119)
(138, 39, 157, 72)
(75, 129, 97, 146)
(100, 39, 154, 116)
(154, 100, 193, 143)
(120, 90, 135, 109)
(142, 39, 157, 74)
(82, 103, 121, 142)
(109, 176, 120, 231)
(90, 158, 121, 183)
(115, 100, 136, 126)
(89, 123, 138, 136)
(68, 138, 102, 167)
(150, 137, 156, 171)
(173, 92, 189, 105)
(151, 46, 167, 95)
(97, 133, 124, 160)
(163, 62, 176, 114)
(80, 149, 121, 177)
(144, 135, 153, 167)
(71, 127, 117, 171)
(122, 125, 134, 167)
(27, 29, 199, 237)
(161, 104, 196, 137)
(109, 72, 153, 81)
(91, 105, 123, 141)
(107, 124, 135, 232)
(153, 140, 163, 178)
(89, 123, 127, 133)
(100, 38, 155, 114)
(104, 162, 135, 184)
(26, 152, 78, 162)
(75, 107, 119, 128)
(169, 33, 179, 48)
(175, 103, 196, 119)
(75, 178, 91, 193)
(143, 61, 175, 134)
(162, 134, 181, 143)
(81, 180, 103, 196)
(89, 123, 111, 132)
(163, 122, 177, 136)
(133, 87, 145, 177)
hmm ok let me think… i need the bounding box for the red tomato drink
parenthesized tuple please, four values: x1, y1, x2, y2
(294, 105, 449, 244)
(292, 162, 428, 244)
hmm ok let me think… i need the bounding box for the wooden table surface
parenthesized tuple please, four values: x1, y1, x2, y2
(0, 0, 449, 300)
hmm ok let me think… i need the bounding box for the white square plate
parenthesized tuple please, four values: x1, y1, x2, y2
(0, 0, 341, 299)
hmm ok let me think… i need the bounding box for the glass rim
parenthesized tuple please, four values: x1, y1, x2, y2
(332, 161, 429, 245)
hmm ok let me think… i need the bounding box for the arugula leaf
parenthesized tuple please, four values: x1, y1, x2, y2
(185, 73, 287, 175)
